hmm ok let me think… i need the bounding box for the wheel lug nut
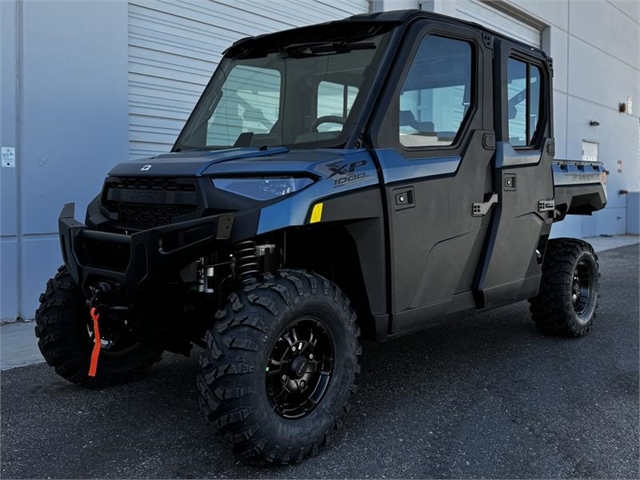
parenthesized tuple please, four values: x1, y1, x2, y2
(309, 353, 314, 360)
(282, 375, 287, 382)
(292, 346, 296, 352)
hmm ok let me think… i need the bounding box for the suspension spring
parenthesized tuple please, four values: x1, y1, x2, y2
(235, 240, 259, 283)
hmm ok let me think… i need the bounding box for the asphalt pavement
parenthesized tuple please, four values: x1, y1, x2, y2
(1, 244, 638, 478)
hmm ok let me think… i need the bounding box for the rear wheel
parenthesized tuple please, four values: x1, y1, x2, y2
(529, 239, 599, 337)
(197, 270, 361, 464)
(35, 266, 163, 386)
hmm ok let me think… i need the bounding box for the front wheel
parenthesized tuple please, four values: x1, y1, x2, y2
(35, 266, 163, 386)
(197, 270, 361, 464)
(529, 239, 600, 337)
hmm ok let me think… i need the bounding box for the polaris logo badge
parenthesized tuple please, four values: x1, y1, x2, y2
(140, 165, 152, 171)
(120, 190, 166, 204)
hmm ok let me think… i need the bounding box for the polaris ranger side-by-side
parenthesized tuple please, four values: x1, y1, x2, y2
(36, 10, 607, 464)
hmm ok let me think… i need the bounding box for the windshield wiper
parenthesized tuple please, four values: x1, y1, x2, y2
(282, 41, 375, 58)
(173, 145, 231, 152)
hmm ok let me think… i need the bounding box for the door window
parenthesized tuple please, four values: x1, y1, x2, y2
(399, 35, 473, 147)
(507, 58, 542, 147)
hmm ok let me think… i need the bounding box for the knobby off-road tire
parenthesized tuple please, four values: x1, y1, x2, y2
(35, 266, 163, 387)
(529, 238, 600, 337)
(197, 270, 361, 464)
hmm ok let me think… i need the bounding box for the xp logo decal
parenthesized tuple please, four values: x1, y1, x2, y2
(140, 164, 152, 171)
(327, 160, 367, 177)
(327, 160, 369, 188)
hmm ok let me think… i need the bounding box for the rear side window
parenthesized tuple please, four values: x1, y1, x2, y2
(507, 58, 542, 147)
(399, 35, 473, 148)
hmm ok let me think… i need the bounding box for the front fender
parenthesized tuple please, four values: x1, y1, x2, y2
(257, 151, 379, 234)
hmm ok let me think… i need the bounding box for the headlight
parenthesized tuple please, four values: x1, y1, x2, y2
(212, 177, 314, 201)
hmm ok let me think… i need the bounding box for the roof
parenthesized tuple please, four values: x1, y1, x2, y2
(339, 9, 545, 54)
(226, 9, 546, 58)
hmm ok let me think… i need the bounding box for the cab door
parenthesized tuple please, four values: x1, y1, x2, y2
(370, 22, 495, 335)
(476, 42, 554, 308)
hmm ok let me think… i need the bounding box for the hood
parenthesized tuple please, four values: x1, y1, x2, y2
(107, 147, 367, 179)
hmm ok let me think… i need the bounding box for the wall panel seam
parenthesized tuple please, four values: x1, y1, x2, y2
(604, 0, 640, 26)
(15, 0, 23, 319)
(568, 31, 640, 72)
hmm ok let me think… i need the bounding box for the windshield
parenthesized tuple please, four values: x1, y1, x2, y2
(174, 26, 391, 151)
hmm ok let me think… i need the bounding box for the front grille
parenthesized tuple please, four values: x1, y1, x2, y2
(114, 203, 196, 230)
(103, 177, 199, 230)
(107, 177, 196, 193)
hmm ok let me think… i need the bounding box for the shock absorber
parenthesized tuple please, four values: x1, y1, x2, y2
(234, 240, 259, 283)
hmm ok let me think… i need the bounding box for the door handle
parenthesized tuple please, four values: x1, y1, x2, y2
(393, 186, 415, 211)
(504, 173, 516, 191)
(472, 193, 498, 217)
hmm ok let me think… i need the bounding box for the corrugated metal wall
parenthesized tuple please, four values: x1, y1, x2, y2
(128, 0, 370, 158)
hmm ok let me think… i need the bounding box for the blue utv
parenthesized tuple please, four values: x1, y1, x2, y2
(36, 10, 607, 464)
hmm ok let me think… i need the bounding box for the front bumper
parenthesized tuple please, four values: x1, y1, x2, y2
(59, 203, 237, 297)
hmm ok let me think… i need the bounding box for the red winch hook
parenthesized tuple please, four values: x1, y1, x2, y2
(88, 306, 101, 377)
(87, 285, 109, 378)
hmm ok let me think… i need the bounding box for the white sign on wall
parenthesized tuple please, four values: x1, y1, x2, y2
(2, 147, 16, 168)
(581, 140, 598, 162)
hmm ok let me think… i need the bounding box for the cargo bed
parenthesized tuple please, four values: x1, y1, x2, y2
(552, 160, 607, 220)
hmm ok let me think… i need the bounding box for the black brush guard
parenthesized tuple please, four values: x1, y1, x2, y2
(58, 203, 235, 297)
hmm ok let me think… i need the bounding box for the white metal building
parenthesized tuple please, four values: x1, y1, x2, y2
(1, 0, 639, 321)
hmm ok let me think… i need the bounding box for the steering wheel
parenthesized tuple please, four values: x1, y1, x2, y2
(310, 115, 345, 132)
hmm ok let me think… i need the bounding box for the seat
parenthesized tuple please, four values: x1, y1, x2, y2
(399, 110, 435, 134)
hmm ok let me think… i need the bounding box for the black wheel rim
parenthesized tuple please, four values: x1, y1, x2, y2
(85, 311, 140, 356)
(572, 260, 593, 318)
(265, 317, 334, 419)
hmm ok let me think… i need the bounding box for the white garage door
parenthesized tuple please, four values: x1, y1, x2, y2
(455, 0, 542, 48)
(128, 0, 370, 157)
